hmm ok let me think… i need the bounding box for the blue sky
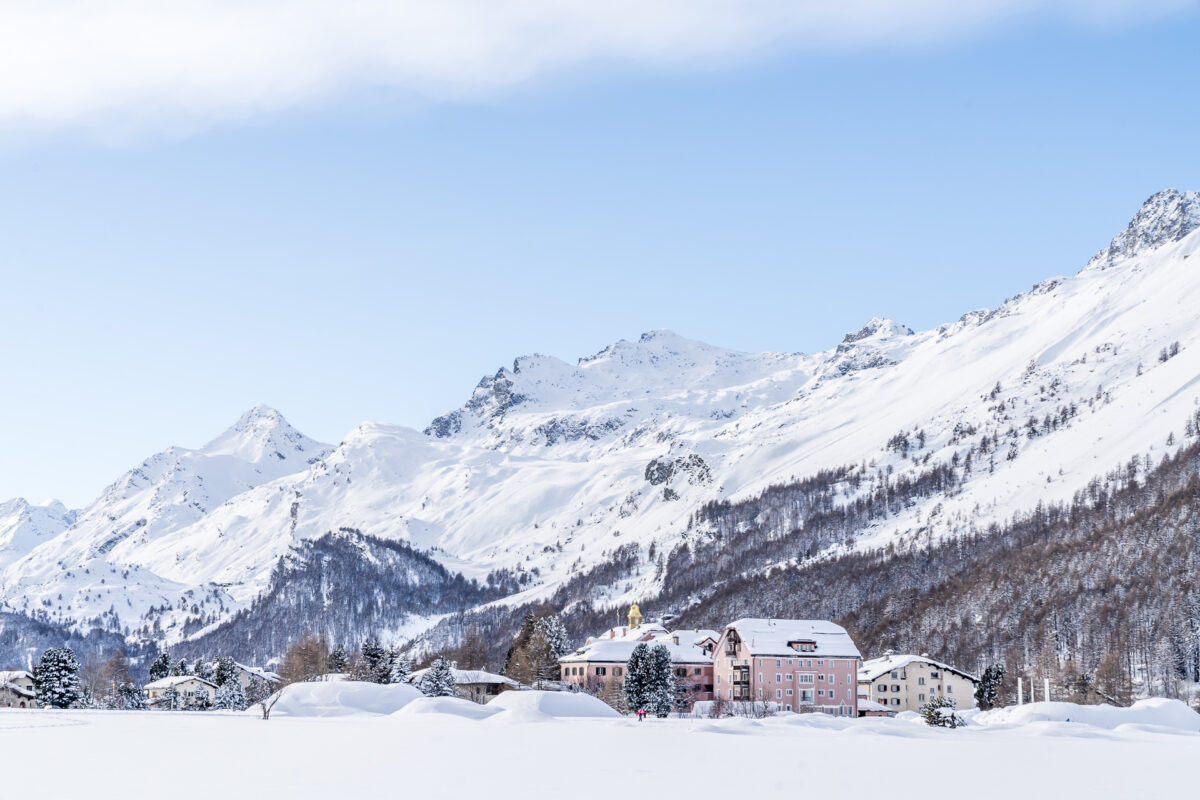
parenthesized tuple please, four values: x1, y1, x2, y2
(2, 2, 1199, 506)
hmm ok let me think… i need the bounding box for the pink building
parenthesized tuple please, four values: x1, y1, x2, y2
(712, 619, 861, 716)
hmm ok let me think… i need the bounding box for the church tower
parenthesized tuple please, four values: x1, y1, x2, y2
(627, 603, 642, 630)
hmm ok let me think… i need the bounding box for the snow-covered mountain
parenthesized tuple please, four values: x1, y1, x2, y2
(3, 189, 1200, 657)
(0, 498, 76, 570)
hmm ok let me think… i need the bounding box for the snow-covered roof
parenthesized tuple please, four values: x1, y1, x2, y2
(858, 699, 891, 713)
(408, 667, 521, 688)
(0, 680, 35, 698)
(858, 653, 978, 683)
(0, 670, 32, 683)
(562, 625, 716, 665)
(144, 675, 218, 690)
(722, 619, 861, 659)
(235, 662, 281, 682)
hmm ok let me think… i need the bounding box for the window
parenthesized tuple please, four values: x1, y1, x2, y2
(918, 677, 925, 685)
(818, 674, 824, 681)
(716, 675, 721, 684)
(786, 705, 792, 712)
(947, 685, 953, 693)
(758, 673, 763, 682)
(786, 688, 793, 696)
(919, 694, 925, 702)
(892, 698, 900, 706)
(615, 667, 623, 676)
(891, 670, 898, 679)
(786, 659, 793, 666)
(776, 689, 782, 699)
(786, 674, 793, 681)
(776, 660, 782, 667)
(776, 674, 782, 682)
(818, 689, 825, 697)
(799, 674, 814, 684)
(878, 684, 887, 692)
(694, 668, 702, 675)
(817, 660, 825, 666)
(800, 690, 814, 703)
(931, 671, 940, 679)
(892, 684, 900, 692)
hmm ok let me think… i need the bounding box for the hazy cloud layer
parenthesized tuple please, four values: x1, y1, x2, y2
(0, 0, 1192, 130)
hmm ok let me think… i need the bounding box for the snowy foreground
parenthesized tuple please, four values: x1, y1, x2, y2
(2, 686, 1198, 799)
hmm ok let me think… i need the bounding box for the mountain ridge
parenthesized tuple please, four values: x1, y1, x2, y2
(2, 189, 1198, 664)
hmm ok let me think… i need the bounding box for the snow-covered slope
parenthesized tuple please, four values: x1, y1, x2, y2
(3, 189, 1200, 649)
(0, 498, 75, 570)
(0, 404, 332, 628)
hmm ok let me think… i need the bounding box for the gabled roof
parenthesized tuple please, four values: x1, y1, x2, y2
(235, 663, 281, 682)
(144, 675, 219, 690)
(0, 670, 32, 684)
(858, 653, 978, 683)
(408, 667, 521, 688)
(562, 625, 716, 666)
(0, 680, 35, 698)
(722, 619, 861, 659)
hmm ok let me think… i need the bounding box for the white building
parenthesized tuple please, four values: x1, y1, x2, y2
(144, 675, 219, 708)
(0, 671, 37, 708)
(409, 667, 522, 703)
(858, 652, 978, 712)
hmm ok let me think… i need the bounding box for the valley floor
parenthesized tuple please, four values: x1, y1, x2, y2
(1, 698, 1197, 799)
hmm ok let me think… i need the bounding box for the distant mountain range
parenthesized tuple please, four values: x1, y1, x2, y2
(2, 188, 1199, 673)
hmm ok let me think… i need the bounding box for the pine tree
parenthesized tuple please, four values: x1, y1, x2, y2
(389, 651, 412, 684)
(327, 645, 349, 674)
(149, 651, 172, 681)
(172, 658, 191, 677)
(118, 682, 147, 710)
(191, 685, 211, 710)
(974, 664, 1004, 710)
(214, 679, 247, 711)
(417, 657, 458, 697)
(214, 656, 238, 688)
(194, 658, 216, 683)
(646, 644, 676, 717)
(245, 676, 272, 707)
(920, 696, 963, 728)
(624, 643, 651, 713)
(32, 646, 83, 709)
(351, 637, 391, 684)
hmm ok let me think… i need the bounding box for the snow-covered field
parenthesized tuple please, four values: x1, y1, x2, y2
(3, 689, 1197, 799)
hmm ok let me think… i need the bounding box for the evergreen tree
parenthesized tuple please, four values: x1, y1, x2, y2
(417, 657, 458, 697)
(214, 656, 238, 688)
(920, 696, 963, 728)
(389, 651, 412, 684)
(194, 658, 216, 683)
(32, 646, 83, 709)
(327, 644, 349, 674)
(118, 682, 147, 710)
(172, 658, 191, 677)
(534, 615, 569, 661)
(149, 651, 172, 682)
(350, 637, 392, 684)
(192, 685, 211, 710)
(214, 679, 247, 711)
(646, 644, 676, 718)
(245, 676, 272, 708)
(974, 664, 1004, 710)
(624, 643, 651, 713)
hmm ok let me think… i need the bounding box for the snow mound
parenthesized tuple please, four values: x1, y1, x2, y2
(391, 696, 498, 720)
(969, 699, 1200, 733)
(266, 680, 423, 717)
(485, 690, 620, 720)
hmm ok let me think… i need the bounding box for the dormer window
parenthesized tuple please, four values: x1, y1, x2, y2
(789, 639, 817, 653)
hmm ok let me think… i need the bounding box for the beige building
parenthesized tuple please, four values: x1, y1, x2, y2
(858, 653, 978, 712)
(0, 671, 37, 709)
(144, 676, 218, 708)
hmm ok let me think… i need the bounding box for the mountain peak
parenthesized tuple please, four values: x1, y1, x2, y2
(202, 404, 323, 463)
(1086, 188, 1200, 270)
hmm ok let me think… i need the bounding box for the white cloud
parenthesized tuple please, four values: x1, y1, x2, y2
(0, 0, 1192, 130)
